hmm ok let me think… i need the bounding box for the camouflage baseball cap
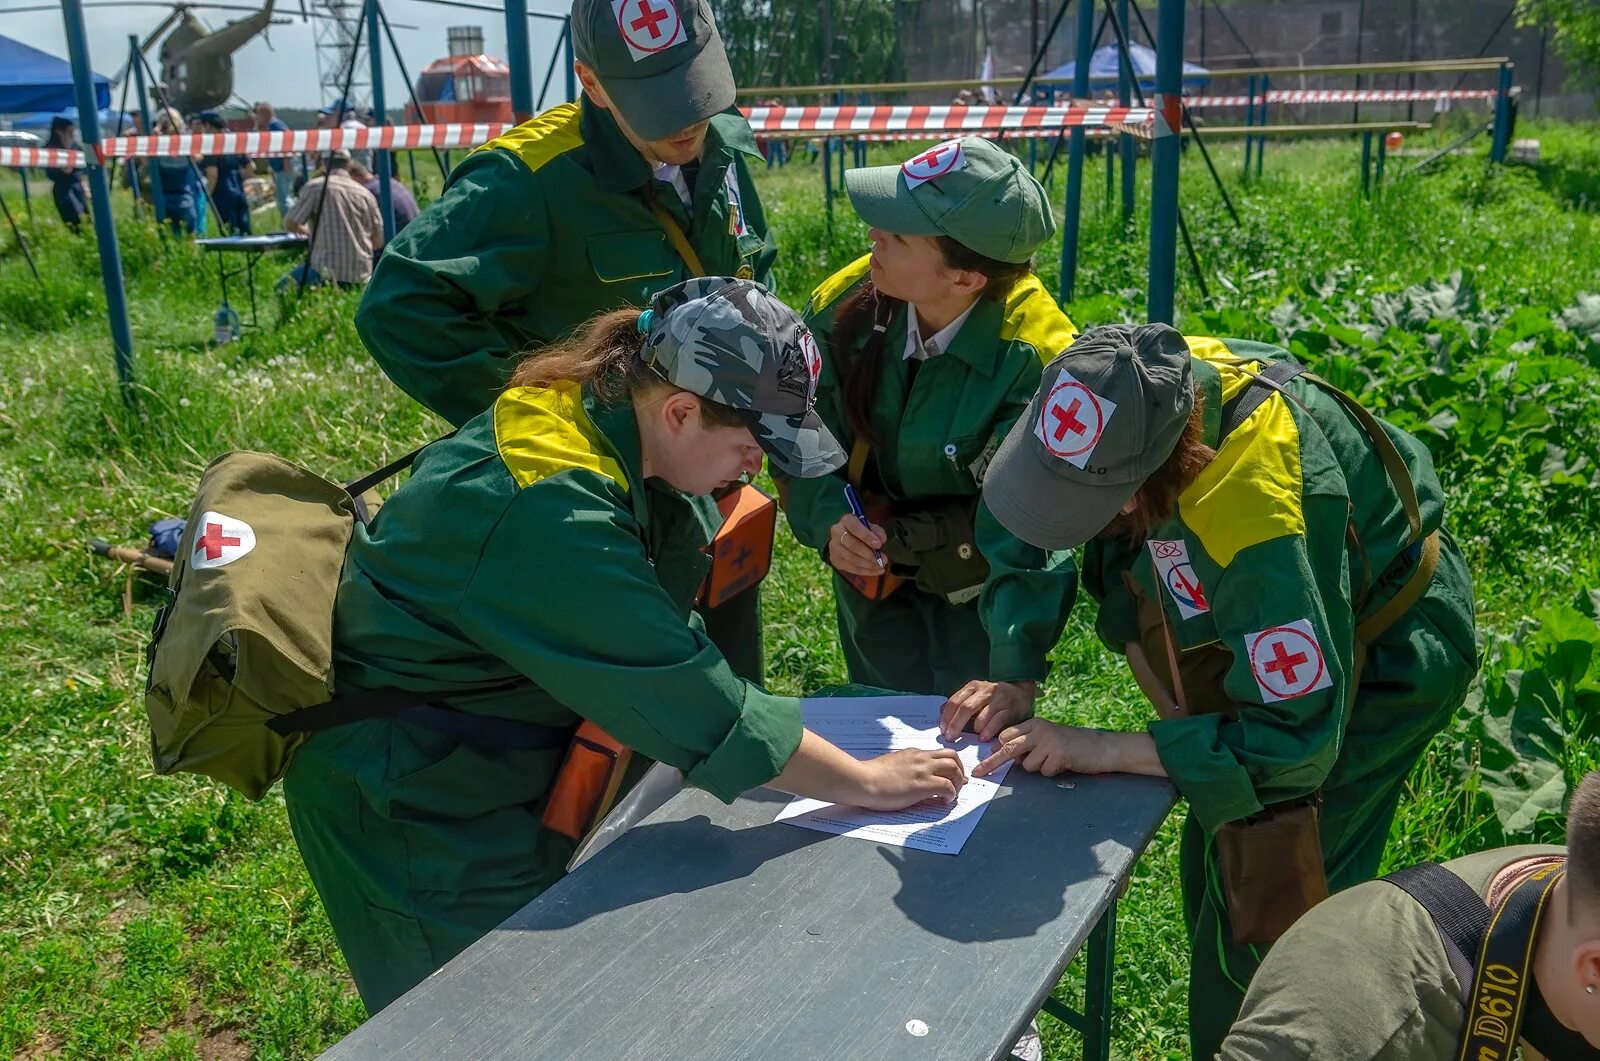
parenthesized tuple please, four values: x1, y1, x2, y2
(844, 136, 1057, 264)
(982, 324, 1195, 549)
(640, 277, 845, 478)
(571, 0, 735, 142)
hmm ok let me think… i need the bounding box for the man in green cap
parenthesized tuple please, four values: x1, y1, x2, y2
(774, 136, 1080, 729)
(353, 0, 775, 681)
(970, 323, 1477, 1059)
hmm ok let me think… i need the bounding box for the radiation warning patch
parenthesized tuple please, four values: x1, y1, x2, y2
(1147, 539, 1209, 619)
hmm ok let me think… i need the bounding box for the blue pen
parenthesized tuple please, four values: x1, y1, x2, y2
(843, 483, 886, 568)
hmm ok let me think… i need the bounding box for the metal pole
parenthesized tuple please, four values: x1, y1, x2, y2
(61, 0, 135, 392)
(1352, 0, 1365, 123)
(378, 3, 448, 180)
(1244, 74, 1256, 177)
(368, 0, 395, 241)
(130, 33, 165, 226)
(505, 0, 534, 121)
(1490, 61, 1513, 163)
(1146, 0, 1183, 325)
(564, 16, 577, 102)
(20, 169, 32, 220)
(1255, 74, 1267, 178)
(1407, 0, 1418, 122)
(538, 18, 568, 110)
(1376, 131, 1387, 190)
(0, 185, 42, 285)
(1061, 0, 1095, 303)
(1115, 0, 1135, 228)
(1360, 130, 1372, 198)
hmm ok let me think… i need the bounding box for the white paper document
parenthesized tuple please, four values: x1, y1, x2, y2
(773, 695, 1013, 855)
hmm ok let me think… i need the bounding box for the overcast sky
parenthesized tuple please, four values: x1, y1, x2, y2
(3, 0, 575, 113)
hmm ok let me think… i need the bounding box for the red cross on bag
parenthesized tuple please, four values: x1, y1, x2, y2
(190, 510, 257, 570)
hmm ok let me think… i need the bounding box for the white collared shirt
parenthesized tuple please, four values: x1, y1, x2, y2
(903, 301, 979, 362)
(652, 160, 693, 211)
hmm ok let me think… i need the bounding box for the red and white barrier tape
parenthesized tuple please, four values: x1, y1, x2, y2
(1185, 88, 1497, 108)
(96, 122, 514, 160)
(0, 146, 88, 168)
(741, 104, 1153, 137)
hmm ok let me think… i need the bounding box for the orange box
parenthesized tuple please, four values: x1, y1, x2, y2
(701, 484, 777, 608)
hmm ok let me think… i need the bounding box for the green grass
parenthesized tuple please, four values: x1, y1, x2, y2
(2, 119, 1599, 1058)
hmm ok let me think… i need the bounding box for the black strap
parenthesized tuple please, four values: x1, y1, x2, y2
(1217, 358, 1307, 441)
(265, 682, 570, 751)
(1383, 863, 1488, 1002)
(342, 430, 458, 524)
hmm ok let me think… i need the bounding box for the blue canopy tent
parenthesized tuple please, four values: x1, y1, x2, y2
(0, 35, 111, 117)
(1044, 43, 1210, 93)
(8, 107, 136, 134)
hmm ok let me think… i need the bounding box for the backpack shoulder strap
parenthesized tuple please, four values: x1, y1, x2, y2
(1217, 358, 1307, 441)
(1383, 862, 1490, 1005)
(343, 430, 458, 523)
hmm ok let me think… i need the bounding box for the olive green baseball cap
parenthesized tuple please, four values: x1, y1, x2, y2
(982, 324, 1195, 550)
(570, 0, 735, 141)
(844, 136, 1057, 264)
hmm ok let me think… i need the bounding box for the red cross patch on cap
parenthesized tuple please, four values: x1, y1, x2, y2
(190, 510, 256, 570)
(1033, 369, 1116, 470)
(901, 139, 966, 190)
(1245, 619, 1334, 702)
(801, 330, 821, 388)
(1148, 539, 1209, 619)
(612, 0, 687, 61)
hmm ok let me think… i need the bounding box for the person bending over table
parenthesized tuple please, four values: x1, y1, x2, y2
(774, 136, 1078, 709)
(969, 323, 1479, 1059)
(1222, 772, 1600, 1060)
(283, 278, 966, 1015)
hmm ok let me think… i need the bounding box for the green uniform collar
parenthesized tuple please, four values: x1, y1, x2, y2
(937, 297, 1008, 378)
(581, 99, 762, 196)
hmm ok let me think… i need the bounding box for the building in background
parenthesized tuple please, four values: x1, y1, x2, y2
(406, 26, 513, 125)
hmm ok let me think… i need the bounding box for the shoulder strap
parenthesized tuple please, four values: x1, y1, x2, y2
(1218, 358, 1307, 441)
(343, 430, 457, 524)
(643, 184, 706, 277)
(1383, 863, 1489, 1004)
(265, 682, 571, 751)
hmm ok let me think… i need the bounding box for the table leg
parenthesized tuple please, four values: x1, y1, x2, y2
(1031, 900, 1118, 1060)
(244, 254, 259, 328)
(1082, 902, 1117, 1061)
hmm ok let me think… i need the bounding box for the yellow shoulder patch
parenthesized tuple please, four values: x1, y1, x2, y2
(475, 102, 583, 175)
(808, 254, 872, 316)
(493, 382, 628, 493)
(999, 274, 1079, 363)
(1179, 363, 1304, 567)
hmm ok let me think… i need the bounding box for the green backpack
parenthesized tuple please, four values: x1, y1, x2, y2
(143, 446, 435, 799)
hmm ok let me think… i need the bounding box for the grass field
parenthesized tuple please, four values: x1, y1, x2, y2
(2, 117, 1599, 1059)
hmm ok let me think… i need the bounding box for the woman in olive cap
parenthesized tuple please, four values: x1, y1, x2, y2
(775, 137, 1079, 734)
(975, 323, 1477, 1058)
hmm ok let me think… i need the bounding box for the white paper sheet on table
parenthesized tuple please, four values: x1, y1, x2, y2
(773, 695, 1013, 855)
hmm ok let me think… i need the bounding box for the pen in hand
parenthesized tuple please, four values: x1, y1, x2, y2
(842, 483, 886, 568)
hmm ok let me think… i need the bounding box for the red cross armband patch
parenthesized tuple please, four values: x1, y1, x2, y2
(1034, 369, 1116, 470)
(190, 510, 257, 570)
(1148, 539, 1209, 619)
(1244, 619, 1335, 702)
(612, 0, 687, 61)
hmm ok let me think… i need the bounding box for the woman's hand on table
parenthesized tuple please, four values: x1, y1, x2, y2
(940, 679, 1038, 741)
(973, 722, 1168, 780)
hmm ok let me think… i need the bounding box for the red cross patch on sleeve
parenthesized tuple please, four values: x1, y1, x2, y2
(1244, 619, 1335, 702)
(190, 510, 257, 570)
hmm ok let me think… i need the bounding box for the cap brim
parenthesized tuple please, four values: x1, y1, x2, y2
(601, 33, 736, 141)
(844, 165, 944, 237)
(742, 408, 846, 478)
(980, 415, 1135, 550)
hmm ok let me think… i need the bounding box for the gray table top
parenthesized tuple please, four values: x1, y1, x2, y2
(321, 770, 1175, 1061)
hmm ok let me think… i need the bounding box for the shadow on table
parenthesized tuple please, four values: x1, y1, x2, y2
(498, 790, 830, 932)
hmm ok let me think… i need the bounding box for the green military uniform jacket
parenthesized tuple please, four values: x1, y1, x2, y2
(282, 378, 803, 1011)
(778, 255, 1081, 683)
(1220, 845, 1565, 1060)
(355, 99, 778, 427)
(1082, 338, 1474, 833)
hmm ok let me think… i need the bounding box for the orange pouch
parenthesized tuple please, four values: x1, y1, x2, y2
(540, 722, 633, 843)
(699, 484, 777, 609)
(840, 502, 906, 601)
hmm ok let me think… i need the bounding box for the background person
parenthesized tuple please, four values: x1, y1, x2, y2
(1221, 772, 1600, 1060)
(149, 109, 203, 235)
(975, 324, 1479, 1059)
(43, 116, 88, 231)
(281, 149, 383, 288)
(253, 100, 294, 218)
(283, 278, 965, 1014)
(348, 160, 418, 233)
(197, 110, 254, 235)
(776, 136, 1079, 714)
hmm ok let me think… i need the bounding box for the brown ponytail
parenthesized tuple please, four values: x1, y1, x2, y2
(1103, 384, 1213, 541)
(508, 307, 746, 429)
